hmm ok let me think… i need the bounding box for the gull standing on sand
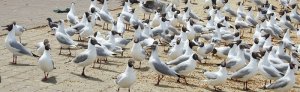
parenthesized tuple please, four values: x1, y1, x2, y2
(36, 39, 50, 56)
(265, 63, 296, 92)
(172, 54, 200, 84)
(258, 50, 284, 87)
(202, 61, 228, 91)
(100, 0, 114, 30)
(149, 41, 180, 85)
(67, 2, 79, 25)
(4, 23, 38, 64)
(55, 20, 78, 55)
(73, 37, 100, 77)
(230, 52, 260, 90)
(130, 39, 146, 68)
(115, 59, 136, 92)
(38, 44, 55, 81)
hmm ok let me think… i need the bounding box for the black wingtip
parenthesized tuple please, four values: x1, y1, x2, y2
(176, 74, 181, 78)
(32, 53, 40, 57)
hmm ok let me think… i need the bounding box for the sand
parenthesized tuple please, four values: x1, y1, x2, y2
(0, 0, 300, 92)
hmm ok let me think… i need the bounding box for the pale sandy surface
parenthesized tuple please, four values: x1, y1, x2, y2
(0, 0, 300, 92)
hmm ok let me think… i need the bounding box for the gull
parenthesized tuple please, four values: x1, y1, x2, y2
(120, 8, 134, 30)
(278, 12, 295, 31)
(186, 19, 197, 40)
(94, 43, 117, 68)
(55, 20, 78, 55)
(95, 31, 123, 54)
(202, 61, 228, 91)
(172, 54, 200, 84)
(150, 12, 161, 27)
(258, 51, 284, 87)
(275, 41, 291, 63)
(227, 43, 238, 60)
(266, 4, 275, 17)
(73, 37, 100, 77)
(225, 45, 246, 72)
(140, 23, 155, 46)
(237, 2, 246, 18)
(282, 29, 295, 47)
(4, 23, 38, 64)
(46, 18, 58, 34)
(268, 46, 285, 65)
(150, 17, 168, 39)
(196, 42, 214, 60)
(168, 38, 184, 60)
(289, 5, 300, 28)
(100, 0, 114, 30)
(221, 32, 240, 45)
(230, 52, 260, 90)
(250, 38, 260, 53)
(79, 17, 93, 41)
(67, 2, 79, 25)
(167, 40, 197, 65)
(253, 25, 261, 40)
(212, 46, 231, 60)
(133, 24, 152, 47)
(245, 7, 258, 32)
(265, 63, 296, 92)
(116, 14, 126, 34)
(223, 3, 237, 18)
(65, 12, 89, 39)
(89, 0, 101, 14)
(38, 44, 55, 81)
(129, 10, 143, 28)
(235, 15, 251, 35)
(90, 7, 99, 27)
(139, 0, 156, 19)
(2, 22, 26, 43)
(188, 19, 206, 34)
(108, 31, 132, 54)
(255, 8, 267, 23)
(263, 35, 272, 50)
(36, 39, 50, 56)
(116, 59, 136, 92)
(148, 41, 180, 85)
(182, 7, 201, 21)
(130, 39, 146, 68)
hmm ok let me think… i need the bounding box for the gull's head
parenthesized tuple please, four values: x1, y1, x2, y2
(128, 59, 135, 68)
(220, 61, 226, 67)
(91, 7, 96, 13)
(89, 37, 101, 46)
(43, 39, 50, 45)
(254, 38, 259, 44)
(3, 22, 16, 32)
(192, 53, 201, 63)
(45, 44, 51, 50)
(133, 38, 139, 43)
(251, 52, 261, 60)
(181, 26, 189, 32)
(176, 38, 181, 45)
(289, 63, 295, 69)
(199, 42, 204, 47)
(211, 48, 217, 56)
(150, 41, 159, 50)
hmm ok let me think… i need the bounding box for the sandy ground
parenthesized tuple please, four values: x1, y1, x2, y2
(0, 0, 300, 92)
